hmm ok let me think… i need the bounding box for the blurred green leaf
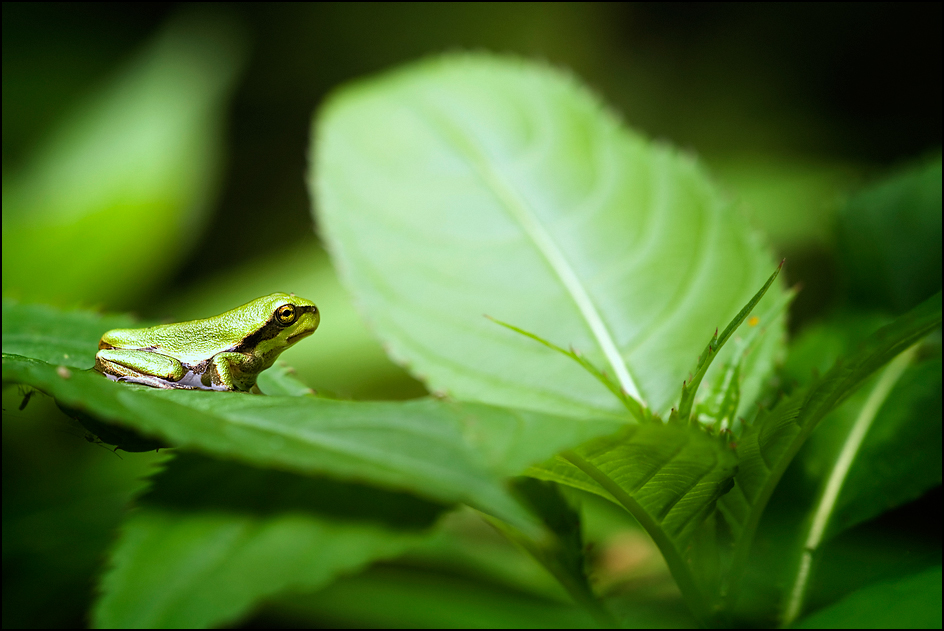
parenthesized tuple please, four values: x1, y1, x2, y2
(1, 386, 168, 629)
(314, 54, 785, 418)
(93, 454, 444, 628)
(780, 344, 923, 625)
(780, 312, 892, 386)
(837, 155, 942, 313)
(793, 565, 942, 630)
(718, 292, 942, 608)
(711, 157, 858, 250)
(267, 565, 602, 629)
(2, 9, 245, 309)
(499, 478, 613, 625)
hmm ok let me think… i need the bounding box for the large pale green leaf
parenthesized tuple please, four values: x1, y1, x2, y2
(2, 10, 244, 309)
(313, 54, 785, 417)
(2, 300, 625, 530)
(718, 292, 942, 605)
(93, 454, 444, 628)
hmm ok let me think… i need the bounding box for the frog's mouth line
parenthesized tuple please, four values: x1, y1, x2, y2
(287, 330, 314, 343)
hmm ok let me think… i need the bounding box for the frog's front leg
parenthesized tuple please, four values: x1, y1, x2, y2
(95, 349, 186, 389)
(205, 352, 257, 392)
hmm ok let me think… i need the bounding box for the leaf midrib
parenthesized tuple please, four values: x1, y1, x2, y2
(415, 100, 644, 405)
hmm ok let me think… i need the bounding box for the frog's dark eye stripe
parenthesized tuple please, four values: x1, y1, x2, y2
(275, 304, 298, 326)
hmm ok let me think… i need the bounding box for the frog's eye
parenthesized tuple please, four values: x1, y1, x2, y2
(275, 304, 298, 326)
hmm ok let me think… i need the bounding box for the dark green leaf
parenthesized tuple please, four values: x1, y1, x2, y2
(796, 349, 941, 543)
(793, 566, 942, 629)
(3, 299, 627, 533)
(499, 478, 614, 626)
(528, 422, 737, 620)
(718, 291, 942, 604)
(93, 454, 445, 628)
(266, 566, 602, 629)
(837, 155, 942, 313)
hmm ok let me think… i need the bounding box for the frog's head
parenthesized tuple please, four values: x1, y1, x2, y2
(236, 292, 320, 365)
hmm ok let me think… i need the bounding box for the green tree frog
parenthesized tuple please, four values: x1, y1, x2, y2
(94, 293, 319, 392)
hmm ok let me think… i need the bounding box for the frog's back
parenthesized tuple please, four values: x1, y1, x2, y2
(100, 294, 296, 364)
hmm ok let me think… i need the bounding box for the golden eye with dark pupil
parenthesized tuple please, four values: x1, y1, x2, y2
(276, 304, 297, 326)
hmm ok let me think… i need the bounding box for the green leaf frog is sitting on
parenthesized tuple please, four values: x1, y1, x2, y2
(94, 293, 319, 392)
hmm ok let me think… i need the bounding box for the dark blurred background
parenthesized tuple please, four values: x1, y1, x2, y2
(4, 3, 941, 302)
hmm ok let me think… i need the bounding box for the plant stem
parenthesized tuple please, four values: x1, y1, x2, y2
(483, 514, 617, 628)
(561, 450, 711, 624)
(780, 344, 917, 627)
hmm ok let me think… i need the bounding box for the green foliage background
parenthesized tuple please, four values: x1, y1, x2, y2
(3, 4, 941, 629)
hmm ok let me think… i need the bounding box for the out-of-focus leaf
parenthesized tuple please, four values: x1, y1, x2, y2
(711, 157, 858, 249)
(314, 54, 785, 418)
(2, 301, 627, 533)
(780, 312, 891, 386)
(718, 292, 942, 605)
(793, 565, 942, 629)
(500, 478, 613, 625)
(265, 566, 602, 629)
(837, 155, 942, 313)
(737, 315, 940, 624)
(2, 9, 245, 309)
(1, 386, 168, 629)
(93, 454, 445, 628)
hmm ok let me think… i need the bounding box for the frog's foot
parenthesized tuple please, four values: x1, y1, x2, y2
(109, 374, 184, 389)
